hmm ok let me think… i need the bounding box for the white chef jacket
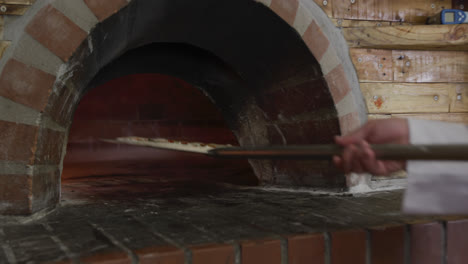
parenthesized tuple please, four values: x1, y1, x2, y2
(403, 119, 468, 214)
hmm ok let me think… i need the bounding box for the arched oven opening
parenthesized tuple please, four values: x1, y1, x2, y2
(62, 72, 258, 200)
(0, 0, 366, 216)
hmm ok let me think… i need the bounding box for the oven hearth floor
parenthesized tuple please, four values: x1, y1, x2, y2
(0, 173, 461, 264)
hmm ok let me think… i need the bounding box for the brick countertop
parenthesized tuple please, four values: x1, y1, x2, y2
(0, 173, 465, 264)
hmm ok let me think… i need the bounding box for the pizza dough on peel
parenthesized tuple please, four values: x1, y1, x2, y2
(110, 137, 233, 154)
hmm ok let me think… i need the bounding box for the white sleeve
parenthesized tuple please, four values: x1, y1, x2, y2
(402, 119, 468, 215)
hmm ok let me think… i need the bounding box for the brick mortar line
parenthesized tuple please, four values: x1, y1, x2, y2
(404, 225, 411, 264)
(181, 219, 242, 264)
(0, 95, 66, 132)
(365, 229, 371, 264)
(42, 223, 78, 263)
(0, 162, 59, 176)
(233, 243, 241, 264)
(184, 249, 192, 264)
(0, 161, 32, 175)
(324, 232, 331, 264)
(33, 164, 60, 175)
(131, 215, 192, 264)
(280, 237, 288, 264)
(131, 215, 186, 248)
(88, 222, 139, 264)
(184, 220, 222, 242)
(39, 114, 67, 133)
(442, 221, 448, 264)
(0, 228, 16, 264)
(0, 96, 39, 126)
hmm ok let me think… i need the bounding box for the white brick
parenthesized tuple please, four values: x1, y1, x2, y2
(52, 0, 98, 33)
(293, 3, 313, 36)
(335, 92, 358, 117)
(319, 46, 341, 76)
(256, 0, 272, 7)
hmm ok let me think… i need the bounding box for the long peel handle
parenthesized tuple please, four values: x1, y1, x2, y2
(208, 144, 468, 160)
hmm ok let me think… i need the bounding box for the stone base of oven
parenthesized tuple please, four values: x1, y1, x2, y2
(0, 174, 465, 264)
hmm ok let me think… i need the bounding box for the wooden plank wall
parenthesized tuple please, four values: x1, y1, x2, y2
(313, 0, 468, 178)
(315, 0, 450, 23)
(315, 0, 468, 126)
(343, 25, 468, 50)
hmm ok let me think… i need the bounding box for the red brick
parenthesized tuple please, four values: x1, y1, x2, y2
(79, 74, 196, 106)
(324, 65, 351, 104)
(303, 20, 330, 61)
(339, 112, 361, 136)
(163, 103, 223, 121)
(411, 222, 443, 264)
(371, 226, 405, 264)
(26, 5, 87, 61)
(68, 119, 236, 145)
(270, 0, 299, 25)
(0, 59, 55, 111)
(0, 120, 38, 164)
(135, 246, 185, 264)
(84, 0, 129, 21)
(80, 251, 132, 264)
(258, 78, 334, 120)
(331, 230, 366, 264)
(288, 234, 325, 264)
(191, 244, 235, 264)
(0, 174, 31, 215)
(242, 239, 282, 264)
(178, 125, 237, 144)
(447, 220, 468, 264)
(267, 119, 340, 145)
(74, 103, 138, 121)
(68, 120, 128, 142)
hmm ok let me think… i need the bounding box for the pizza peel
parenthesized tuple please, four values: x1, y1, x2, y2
(102, 137, 468, 161)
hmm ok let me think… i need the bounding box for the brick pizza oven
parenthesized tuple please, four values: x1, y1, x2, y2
(2, 1, 468, 263)
(0, 0, 366, 216)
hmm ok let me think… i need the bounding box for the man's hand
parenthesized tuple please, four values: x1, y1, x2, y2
(333, 118, 409, 175)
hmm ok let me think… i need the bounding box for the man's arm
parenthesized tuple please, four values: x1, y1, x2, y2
(334, 118, 468, 214)
(404, 119, 468, 214)
(333, 118, 409, 175)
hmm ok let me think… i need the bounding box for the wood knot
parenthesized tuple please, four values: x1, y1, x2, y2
(448, 26, 467, 41)
(373, 97, 384, 109)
